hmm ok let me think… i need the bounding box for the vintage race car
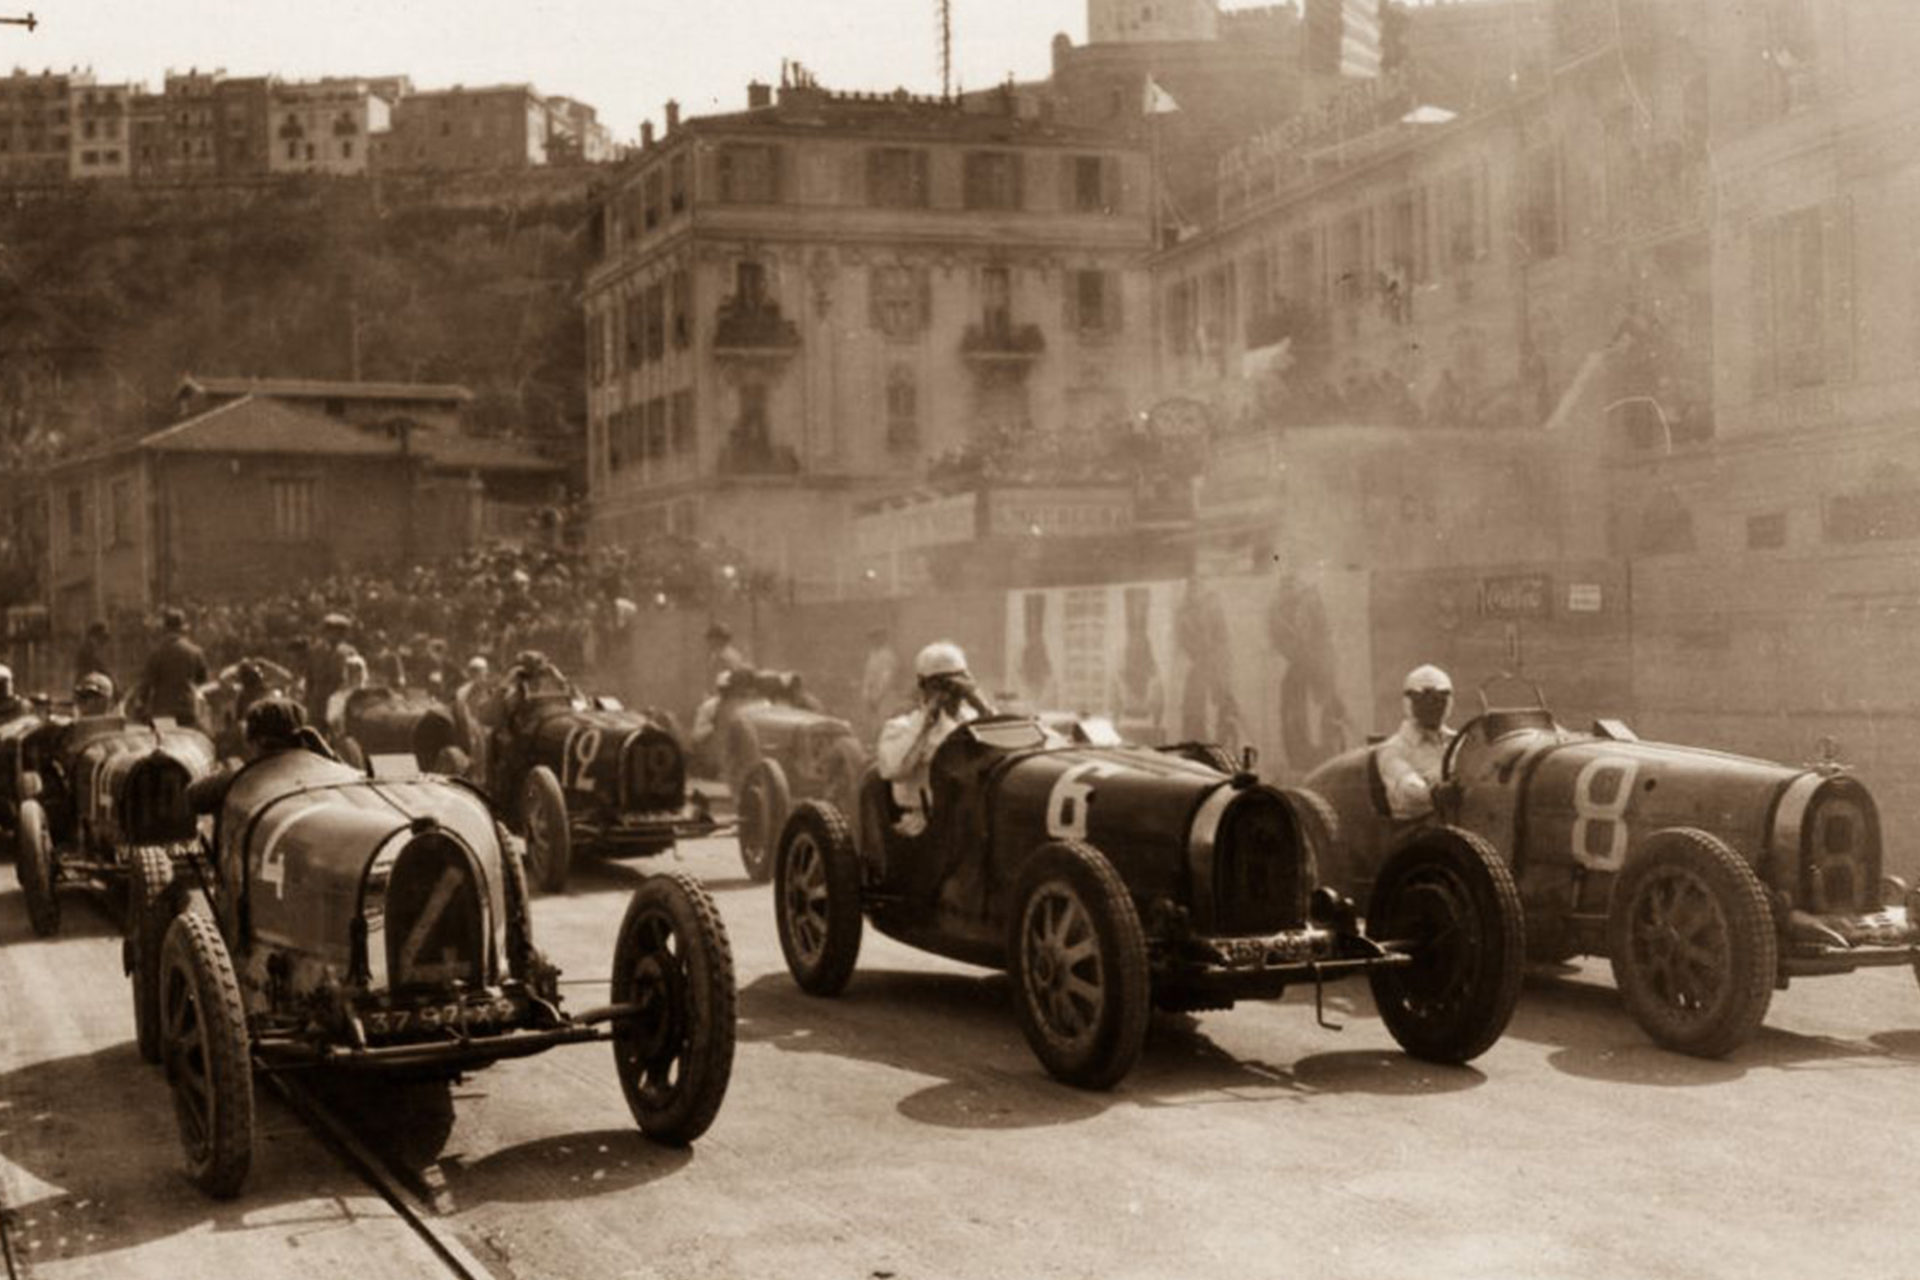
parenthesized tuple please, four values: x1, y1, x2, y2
(1302, 680, 1920, 1057)
(772, 713, 1524, 1089)
(1, 706, 47, 839)
(132, 747, 737, 1198)
(12, 710, 216, 937)
(462, 667, 718, 892)
(729, 699, 869, 884)
(334, 685, 464, 775)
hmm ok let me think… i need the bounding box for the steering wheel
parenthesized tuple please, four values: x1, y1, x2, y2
(1440, 714, 1484, 782)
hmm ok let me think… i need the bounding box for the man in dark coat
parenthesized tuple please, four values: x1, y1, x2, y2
(136, 607, 209, 727)
(75, 620, 112, 687)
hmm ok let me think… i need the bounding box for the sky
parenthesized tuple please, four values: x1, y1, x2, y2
(8, 0, 1090, 143)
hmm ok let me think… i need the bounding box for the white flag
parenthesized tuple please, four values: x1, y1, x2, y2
(1143, 75, 1180, 115)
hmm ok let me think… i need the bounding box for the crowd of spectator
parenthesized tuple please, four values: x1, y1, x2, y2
(90, 541, 651, 706)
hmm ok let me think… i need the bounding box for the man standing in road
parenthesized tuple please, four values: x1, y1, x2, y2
(1376, 664, 1457, 820)
(135, 607, 209, 728)
(75, 620, 112, 688)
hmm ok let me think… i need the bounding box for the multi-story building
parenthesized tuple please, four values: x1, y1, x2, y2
(214, 75, 274, 178)
(546, 95, 616, 165)
(268, 78, 391, 176)
(581, 75, 1154, 596)
(0, 69, 82, 185)
(69, 79, 131, 181)
(162, 71, 221, 179)
(378, 84, 550, 172)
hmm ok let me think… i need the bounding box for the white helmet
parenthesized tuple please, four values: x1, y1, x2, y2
(914, 641, 969, 681)
(0, 662, 12, 687)
(1404, 664, 1453, 695)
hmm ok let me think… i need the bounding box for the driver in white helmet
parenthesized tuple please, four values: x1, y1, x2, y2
(1377, 664, 1457, 820)
(0, 663, 27, 721)
(876, 640, 991, 837)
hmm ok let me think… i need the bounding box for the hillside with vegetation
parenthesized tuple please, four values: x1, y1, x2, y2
(0, 171, 594, 468)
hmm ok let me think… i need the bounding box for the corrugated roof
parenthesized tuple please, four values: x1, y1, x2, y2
(179, 374, 475, 404)
(140, 396, 403, 457)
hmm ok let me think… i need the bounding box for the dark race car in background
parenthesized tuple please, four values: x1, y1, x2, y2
(132, 746, 736, 1198)
(462, 668, 717, 892)
(1302, 679, 1920, 1057)
(724, 690, 869, 884)
(12, 708, 216, 937)
(772, 713, 1524, 1089)
(333, 685, 464, 776)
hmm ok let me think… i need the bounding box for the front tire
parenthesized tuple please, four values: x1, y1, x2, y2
(131, 846, 178, 1063)
(432, 745, 471, 780)
(521, 765, 572, 893)
(774, 801, 864, 996)
(1607, 828, 1777, 1058)
(611, 870, 737, 1146)
(16, 798, 59, 937)
(160, 910, 254, 1198)
(1366, 827, 1524, 1065)
(1008, 840, 1151, 1090)
(736, 758, 791, 883)
(1281, 786, 1341, 890)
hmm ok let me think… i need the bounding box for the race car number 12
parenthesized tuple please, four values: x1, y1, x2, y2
(1570, 755, 1640, 871)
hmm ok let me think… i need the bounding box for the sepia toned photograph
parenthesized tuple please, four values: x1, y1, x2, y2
(1, 1, 1915, 1277)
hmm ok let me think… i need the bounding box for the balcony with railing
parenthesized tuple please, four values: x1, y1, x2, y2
(960, 318, 1046, 364)
(713, 297, 799, 358)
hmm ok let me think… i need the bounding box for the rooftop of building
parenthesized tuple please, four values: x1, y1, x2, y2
(178, 374, 476, 406)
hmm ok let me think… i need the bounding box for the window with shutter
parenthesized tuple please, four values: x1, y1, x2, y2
(869, 147, 930, 208)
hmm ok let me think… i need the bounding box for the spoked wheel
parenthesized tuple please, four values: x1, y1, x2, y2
(610, 870, 737, 1145)
(736, 758, 791, 884)
(160, 911, 254, 1198)
(16, 798, 60, 938)
(520, 765, 572, 893)
(1008, 840, 1150, 1090)
(1607, 828, 1777, 1058)
(1366, 827, 1525, 1065)
(130, 846, 178, 1064)
(774, 801, 863, 996)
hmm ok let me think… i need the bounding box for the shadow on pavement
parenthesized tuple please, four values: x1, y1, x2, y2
(738, 969, 1485, 1131)
(0, 881, 124, 943)
(1509, 969, 1920, 1086)
(433, 1129, 692, 1206)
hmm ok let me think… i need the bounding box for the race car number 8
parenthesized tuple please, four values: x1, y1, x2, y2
(1046, 763, 1118, 841)
(1570, 755, 1639, 872)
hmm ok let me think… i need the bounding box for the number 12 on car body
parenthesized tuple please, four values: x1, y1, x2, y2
(562, 727, 603, 792)
(1570, 755, 1640, 872)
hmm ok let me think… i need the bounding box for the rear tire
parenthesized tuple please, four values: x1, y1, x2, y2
(722, 717, 763, 800)
(774, 801, 864, 996)
(1366, 827, 1525, 1065)
(160, 911, 254, 1198)
(821, 736, 869, 818)
(521, 765, 572, 893)
(736, 758, 791, 883)
(16, 798, 59, 937)
(1008, 840, 1151, 1090)
(1607, 828, 1777, 1058)
(611, 870, 737, 1146)
(131, 847, 178, 1064)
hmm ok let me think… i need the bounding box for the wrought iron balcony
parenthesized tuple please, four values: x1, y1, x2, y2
(713, 298, 799, 354)
(961, 321, 1045, 361)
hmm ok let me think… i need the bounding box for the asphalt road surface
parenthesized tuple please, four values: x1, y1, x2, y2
(3, 835, 1917, 1280)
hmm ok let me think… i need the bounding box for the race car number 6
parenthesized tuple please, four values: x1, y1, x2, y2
(1570, 755, 1640, 871)
(1046, 763, 1119, 841)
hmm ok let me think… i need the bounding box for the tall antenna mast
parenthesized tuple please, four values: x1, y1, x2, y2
(938, 0, 953, 98)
